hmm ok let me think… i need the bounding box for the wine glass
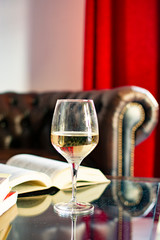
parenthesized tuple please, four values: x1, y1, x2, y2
(51, 99, 99, 216)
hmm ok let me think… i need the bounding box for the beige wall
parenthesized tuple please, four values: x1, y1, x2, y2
(0, 0, 85, 92)
(0, 0, 30, 92)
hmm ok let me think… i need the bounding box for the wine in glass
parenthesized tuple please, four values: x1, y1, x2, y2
(51, 99, 99, 215)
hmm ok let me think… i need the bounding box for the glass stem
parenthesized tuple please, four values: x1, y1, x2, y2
(70, 162, 79, 203)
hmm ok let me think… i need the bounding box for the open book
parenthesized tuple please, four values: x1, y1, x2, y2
(0, 154, 110, 195)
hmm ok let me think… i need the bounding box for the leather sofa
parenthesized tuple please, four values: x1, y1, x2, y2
(0, 86, 158, 176)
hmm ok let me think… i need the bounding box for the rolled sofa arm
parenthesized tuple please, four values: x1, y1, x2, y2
(99, 86, 159, 176)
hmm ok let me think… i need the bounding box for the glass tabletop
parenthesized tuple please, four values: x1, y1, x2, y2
(3, 177, 160, 240)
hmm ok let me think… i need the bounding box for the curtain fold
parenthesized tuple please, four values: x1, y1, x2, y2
(83, 0, 159, 177)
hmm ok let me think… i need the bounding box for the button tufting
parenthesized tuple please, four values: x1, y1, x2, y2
(0, 119, 7, 128)
(21, 117, 30, 128)
(9, 97, 18, 106)
(32, 97, 39, 106)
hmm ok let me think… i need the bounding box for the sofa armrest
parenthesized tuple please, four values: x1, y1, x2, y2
(93, 86, 158, 176)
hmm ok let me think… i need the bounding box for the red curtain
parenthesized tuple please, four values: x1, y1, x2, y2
(83, 0, 160, 177)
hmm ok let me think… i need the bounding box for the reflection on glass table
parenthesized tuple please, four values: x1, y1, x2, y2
(4, 177, 160, 240)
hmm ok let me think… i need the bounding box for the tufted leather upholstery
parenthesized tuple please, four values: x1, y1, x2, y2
(0, 86, 158, 176)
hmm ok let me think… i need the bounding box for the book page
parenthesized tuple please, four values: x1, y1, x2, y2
(0, 204, 17, 232)
(7, 154, 68, 180)
(53, 165, 110, 189)
(0, 163, 51, 193)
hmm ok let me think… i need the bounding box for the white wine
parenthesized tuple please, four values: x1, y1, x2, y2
(51, 131, 99, 163)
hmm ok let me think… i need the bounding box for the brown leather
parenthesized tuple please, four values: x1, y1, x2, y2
(0, 86, 158, 176)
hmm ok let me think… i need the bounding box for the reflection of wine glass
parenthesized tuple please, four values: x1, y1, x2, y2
(71, 215, 77, 240)
(51, 99, 99, 215)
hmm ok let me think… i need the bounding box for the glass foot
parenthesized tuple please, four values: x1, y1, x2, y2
(54, 201, 94, 216)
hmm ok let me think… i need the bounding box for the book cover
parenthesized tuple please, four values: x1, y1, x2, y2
(0, 191, 18, 216)
(0, 174, 11, 202)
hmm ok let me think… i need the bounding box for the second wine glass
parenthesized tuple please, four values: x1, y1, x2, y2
(51, 99, 99, 216)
